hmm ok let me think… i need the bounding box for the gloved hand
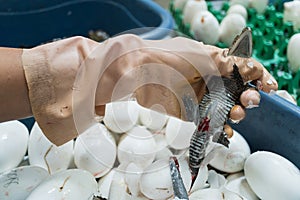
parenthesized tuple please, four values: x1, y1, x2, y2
(22, 34, 277, 145)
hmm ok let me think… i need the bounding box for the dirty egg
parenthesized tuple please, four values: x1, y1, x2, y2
(0, 120, 29, 173)
(28, 122, 73, 174)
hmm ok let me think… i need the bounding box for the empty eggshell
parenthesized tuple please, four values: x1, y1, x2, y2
(190, 188, 245, 200)
(207, 130, 251, 173)
(103, 101, 139, 133)
(74, 123, 116, 178)
(0, 166, 49, 200)
(244, 151, 300, 200)
(0, 120, 29, 173)
(98, 169, 116, 199)
(191, 10, 220, 45)
(139, 106, 168, 131)
(140, 159, 173, 200)
(183, 0, 208, 25)
(225, 176, 259, 200)
(118, 126, 156, 169)
(165, 117, 196, 150)
(229, 0, 250, 8)
(28, 122, 73, 174)
(287, 33, 300, 73)
(249, 0, 268, 14)
(173, 0, 189, 10)
(227, 4, 248, 20)
(26, 169, 98, 200)
(219, 13, 246, 47)
(125, 162, 143, 197)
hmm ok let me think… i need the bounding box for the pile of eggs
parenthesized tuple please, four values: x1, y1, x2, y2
(174, 0, 269, 46)
(1, 100, 300, 199)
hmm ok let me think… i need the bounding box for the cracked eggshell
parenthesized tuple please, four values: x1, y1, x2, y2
(28, 122, 73, 174)
(219, 13, 246, 47)
(183, 0, 208, 25)
(244, 151, 300, 200)
(165, 117, 196, 150)
(0, 120, 29, 173)
(74, 123, 116, 178)
(190, 188, 245, 200)
(191, 10, 220, 45)
(118, 126, 156, 169)
(26, 169, 97, 200)
(227, 4, 248, 20)
(287, 33, 300, 73)
(225, 176, 259, 200)
(139, 106, 168, 131)
(140, 159, 173, 200)
(207, 130, 251, 173)
(103, 101, 139, 133)
(0, 166, 49, 200)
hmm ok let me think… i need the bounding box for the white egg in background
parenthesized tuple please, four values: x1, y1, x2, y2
(244, 151, 300, 200)
(207, 130, 251, 173)
(139, 105, 168, 131)
(0, 120, 29, 173)
(173, 0, 189, 10)
(28, 122, 73, 174)
(227, 4, 248, 20)
(26, 169, 98, 200)
(183, 0, 208, 25)
(191, 10, 220, 45)
(229, 0, 250, 8)
(118, 126, 156, 169)
(287, 33, 300, 73)
(74, 123, 116, 178)
(103, 101, 139, 133)
(0, 166, 49, 200)
(249, 0, 268, 14)
(219, 13, 246, 47)
(140, 159, 173, 200)
(165, 116, 196, 150)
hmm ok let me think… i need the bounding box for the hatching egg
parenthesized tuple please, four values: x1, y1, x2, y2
(249, 0, 268, 14)
(139, 105, 168, 131)
(183, 0, 208, 25)
(219, 13, 246, 47)
(74, 123, 116, 178)
(140, 159, 173, 199)
(26, 169, 98, 200)
(103, 101, 139, 133)
(118, 126, 156, 169)
(287, 33, 300, 73)
(207, 130, 250, 173)
(0, 120, 29, 173)
(244, 151, 300, 200)
(165, 116, 196, 150)
(0, 166, 49, 199)
(229, 0, 250, 8)
(227, 4, 248, 20)
(191, 10, 220, 45)
(226, 176, 259, 200)
(28, 122, 73, 174)
(173, 0, 189, 10)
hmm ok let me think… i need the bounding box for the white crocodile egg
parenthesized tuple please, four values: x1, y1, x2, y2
(191, 10, 220, 45)
(219, 13, 246, 47)
(208, 130, 251, 173)
(183, 0, 208, 25)
(74, 123, 116, 178)
(140, 159, 173, 199)
(225, 176, 259, 200)
(173, 0, 189, 10)
(249, 0, 268, 14)
(244, 151, 300, 200)
(165, 117, 196, 150)
(139, 106, 168, 131)
(287, 33, 300, 73)
(103, 101, 139, 133)
(0, 120, 29, 173)
(28, 122, 73, 174)
(227, 4, 248, 20)
(118, 126, 156, 169)
(229, 0, 250, 8)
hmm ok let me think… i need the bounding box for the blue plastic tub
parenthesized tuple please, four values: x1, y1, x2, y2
(0, 0, 174, 47)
